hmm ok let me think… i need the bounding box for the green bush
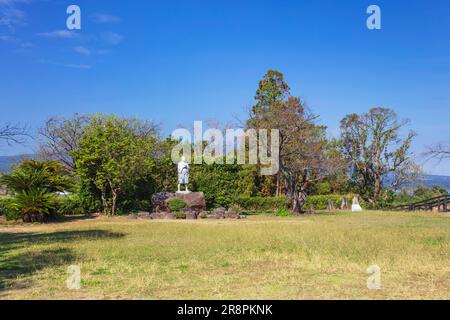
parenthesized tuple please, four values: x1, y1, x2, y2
(276, 208, 291, 217)
(168, 198, 187, 212)
(54, 194, 86, 215)
(228, 204, 244, 214)
(0, 196, 20, 220)
(175, 211, 186, 219)
(232, 196, 290, 212)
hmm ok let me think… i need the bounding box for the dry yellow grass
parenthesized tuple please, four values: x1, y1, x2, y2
(0, 211, 449, 300)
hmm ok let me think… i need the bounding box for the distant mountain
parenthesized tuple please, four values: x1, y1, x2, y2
(0, 154, 35, 172)
(416, 175, 450, 191)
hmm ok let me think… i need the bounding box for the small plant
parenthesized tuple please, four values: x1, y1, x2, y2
(168, 198, 187, 212)
(0, 196, 21, 220)
(228, 204, 244, 214)
(175, 211, 186, 219)
(276, 208, 291, 217)
(198, 211, 208, 219)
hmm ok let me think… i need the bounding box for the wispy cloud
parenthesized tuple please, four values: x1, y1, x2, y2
(74, 45, 90, 56)
(39, 59, 92, 70)
(73, 45, 111, 56)
(0, 0, 31, 6)
(0, 7, 26, 30)
(38, 30, 78, 39)
(91, 13, 120, 24)
(101, 32, 123, 45)
(0, 33, 32, 48)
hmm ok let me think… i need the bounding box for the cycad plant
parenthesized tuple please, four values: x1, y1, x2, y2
(14, 188, 56, 222)
(0, 160, 69, 222)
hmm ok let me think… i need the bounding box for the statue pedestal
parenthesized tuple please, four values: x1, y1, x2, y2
(151, 192, 206, 213)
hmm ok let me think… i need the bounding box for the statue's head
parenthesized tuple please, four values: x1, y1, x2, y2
(181, 156, 186, 162)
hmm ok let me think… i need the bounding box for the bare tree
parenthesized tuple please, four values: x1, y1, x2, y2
(424, 142, 450, 162)
(0, 123, 29, 146)
(38, 114, 88, 171)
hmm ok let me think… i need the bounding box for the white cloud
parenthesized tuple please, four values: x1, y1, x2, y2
(0, 34, 14, 41)
(39, 59, 92, 70)
(0, 0, 31, 6)
(101, 32, 123, 45)
(38, 30, 78, 39)
(74, 45, 90, 56)
(73, 45, 112, 56)
(92, 13, 120, 24)
(0, 7, 26, 29)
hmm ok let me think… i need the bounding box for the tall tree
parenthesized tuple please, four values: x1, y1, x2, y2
(73, 114, 158, 215)
(340, 108, 420, 205)
(248, 71, 331, 214)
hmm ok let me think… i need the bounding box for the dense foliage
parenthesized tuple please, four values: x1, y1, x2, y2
(0, 70, 439, 222)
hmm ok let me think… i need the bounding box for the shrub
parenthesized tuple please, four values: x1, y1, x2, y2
(168, 198, 187, 212)
(54, 194, 86, 215)
(228, 204, 244, 214)
(175, 211, 186, 219)
(0, 196, 20, 220)
(276, 208, 291, 217)
(232, 196, 290, 212)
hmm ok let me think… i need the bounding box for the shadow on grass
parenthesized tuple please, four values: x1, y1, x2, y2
(48, 215, 100, 224)
(0, 230, 126, 292)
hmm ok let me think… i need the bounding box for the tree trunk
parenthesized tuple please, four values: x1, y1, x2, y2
(276, 172, 281, 197)
(101, 188, 109, 215)
(372, 174, 382, 204)
(111, 188, 117, 216)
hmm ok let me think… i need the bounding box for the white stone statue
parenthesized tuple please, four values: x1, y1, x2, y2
(177, 156, 190, 193)
(352, 196, 363, 212)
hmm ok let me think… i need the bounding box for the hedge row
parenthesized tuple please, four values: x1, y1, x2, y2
(231, 194, 364, 212)
(232, 196, 290, 212)
(304, 194, 366, 210)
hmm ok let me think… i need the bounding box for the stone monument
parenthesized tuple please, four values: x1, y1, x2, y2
(351, 196, 363, 212)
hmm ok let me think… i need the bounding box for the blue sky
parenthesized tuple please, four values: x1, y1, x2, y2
(1, 0, 449, 174)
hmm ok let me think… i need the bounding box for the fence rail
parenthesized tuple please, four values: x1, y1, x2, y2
(392, 194, 449, 212)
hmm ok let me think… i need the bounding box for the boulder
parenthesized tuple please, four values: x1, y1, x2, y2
(185, 211, 197, 220)
(198, 211, 209, 219)
(214, 207, 226, 218)
(151, 192, 206, 213)
(149, 212, 176, 220)
(225, 212, 239, 219)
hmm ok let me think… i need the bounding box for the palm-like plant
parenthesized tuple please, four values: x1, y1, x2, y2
(0, 169, 48, 193)
(0, 159, 69, 222)
(14, 188, 56, 223)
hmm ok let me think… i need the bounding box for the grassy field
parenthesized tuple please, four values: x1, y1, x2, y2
(0, 211, 449, 300)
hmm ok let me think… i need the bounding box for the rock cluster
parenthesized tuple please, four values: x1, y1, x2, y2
(128, 200, 247, 221)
